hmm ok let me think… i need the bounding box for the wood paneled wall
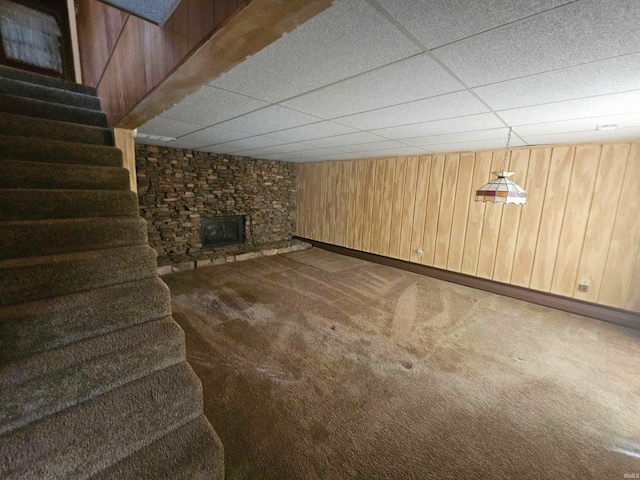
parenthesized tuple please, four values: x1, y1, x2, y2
(75, 0, 247, 126)
(297, 142, 640, 312)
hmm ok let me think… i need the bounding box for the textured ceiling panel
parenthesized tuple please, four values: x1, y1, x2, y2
(138, 116, 202, 138)
(474, 53, 640, 110)
(139, 0, 640, 161)
(400, 127, 510, 147)
(428, 137, 526, 153)
(214, 106, 323, 136)
(263, 121, 359, 143)
(166, 126, 252, 149)
(372, 113, 505, 140)
(512, 112, 640, 137)
(498, 90, 640, 126)
(280, 54, 464, 118)
(334, 91, 489, 130)
(376, 0, 571, 49)
(209, 0, 421, 103)
(302, 132, 389, 148)
(161, 86, 269, 126)
(522, 126, 640, 146)
(434, 0, 640, 87)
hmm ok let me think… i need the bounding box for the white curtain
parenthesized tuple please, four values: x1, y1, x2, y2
(0, 0, 63, 73)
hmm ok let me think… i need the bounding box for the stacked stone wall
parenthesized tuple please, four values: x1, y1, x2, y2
(136, 144, 297, 266)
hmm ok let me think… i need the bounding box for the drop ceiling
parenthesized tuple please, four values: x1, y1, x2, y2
(136, 0, 640, 162)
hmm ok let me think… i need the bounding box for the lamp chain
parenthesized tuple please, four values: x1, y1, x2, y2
(502, 127, 512, 171)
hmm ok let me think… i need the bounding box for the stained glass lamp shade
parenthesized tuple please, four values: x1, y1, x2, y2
(475, 170, 527, 205)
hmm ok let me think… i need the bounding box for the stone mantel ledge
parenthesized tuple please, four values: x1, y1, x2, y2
(157, 241, 311, 276)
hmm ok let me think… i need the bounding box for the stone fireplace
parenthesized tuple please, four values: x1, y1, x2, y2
(201, 215, 245, 248)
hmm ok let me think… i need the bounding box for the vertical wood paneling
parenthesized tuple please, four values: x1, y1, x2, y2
(113, 128, 137, 192)
(492, 149, 530, 283)
(369, 159, 386, 254)
(389, 157, 408, 259)
(599, 144, 640, 307)
(433, 154, 460, 269)
(447, 153, 475, 272)
(529, 146, 575, 292)
(510, 148, 552, 287)
(399, 157, 420, 261)
(573, 144, 629, 302)
(379, 158, 397, 257)
(346, 161, 359, 249)
(421, 154, 445, 266)
(550, 146, 601, 296)
(352, 161, 367, 251)
(361, 160, 377, 252)
(409, 156, 432, 264)
(476, 151, 506, 279)
(297, 141, 640, 312)
(460, 151, 492, 275)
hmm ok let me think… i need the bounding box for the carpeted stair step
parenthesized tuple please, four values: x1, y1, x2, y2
(0, 244, 158, 307)
(1, 317, 185, 436)
(0, 362, 204, 480)
(0, 64, 96, 96)
(98, 415, 224, 480)
(0, 93, 107, 127)
(0, 133, 120, 165)
(0, 113, 113, 145)
(0, 189, 138, 221)
(0, 76, 101, 110)
(0, 160, 129, 190)
(0, 278, 171, 363)
(0, 216, 148, 260)
(0, 277, 172, 363)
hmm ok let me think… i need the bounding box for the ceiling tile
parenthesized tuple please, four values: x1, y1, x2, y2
(303, 132, 389, 148)
(434, 0, 640, 87)
(373, 113, 504, 139)
(138, 116, 203, 137)
(209, 0, 421, 103)
(428, 138, 526, 153)
(474, 53, 640, 110)
(263, 121, 359, 143)
(168, 126, 252, 149)
(280, 54, 464, 118)
(200, 136, 285, 154)
(214, 106, 323, 136)
(334, 91, 489, 130)
(401, 127, 510, 147)
(512, 112, 640, 136)
(377, 0, 571, 49)
(333, 140, 410, 153)
(161, 86, 269, 125)
(521, 126, 640, 146)
(499, 90, 640, 126)
(358, 146, 431, 156)
(234, 143, 320, 156)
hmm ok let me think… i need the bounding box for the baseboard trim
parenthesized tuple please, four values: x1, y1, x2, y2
(295, 237, 640, 331)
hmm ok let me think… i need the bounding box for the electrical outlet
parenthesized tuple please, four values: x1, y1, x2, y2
(578, 278, 589, 292)
(416, 248, 424, 256)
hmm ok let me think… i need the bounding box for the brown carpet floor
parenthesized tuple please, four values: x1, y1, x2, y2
(164, 247, 640, 480)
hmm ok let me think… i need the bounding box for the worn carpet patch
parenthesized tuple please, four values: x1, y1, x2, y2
(164, 247, 640, 480)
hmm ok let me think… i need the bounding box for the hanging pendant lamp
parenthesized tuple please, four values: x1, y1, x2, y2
(475, 127, 527, 205)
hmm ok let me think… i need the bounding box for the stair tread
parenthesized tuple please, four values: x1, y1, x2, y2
(0, 93, 108, 127)
(0, 363, 203, 480)
(0, 159, 130, 190)
(0, 113, 113, 146)
(0, 215, 148, 260)
(0, 133, 120, 165)
(0, 65, 96, 95)
(0, 244, 158, 307)
(0, 77, 101, 111)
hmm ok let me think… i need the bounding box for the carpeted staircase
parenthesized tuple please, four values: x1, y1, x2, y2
(0, 66, 224, 479)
